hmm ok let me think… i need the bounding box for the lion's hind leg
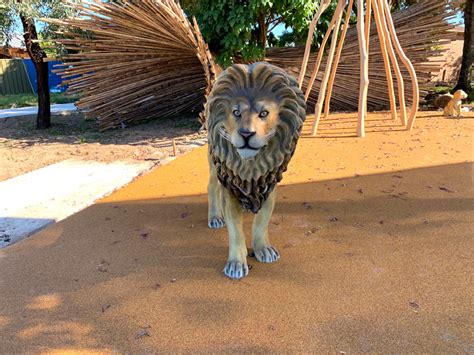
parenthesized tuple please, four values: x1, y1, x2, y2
(251, 190, 280, 263)
(208, 155, 225, 229)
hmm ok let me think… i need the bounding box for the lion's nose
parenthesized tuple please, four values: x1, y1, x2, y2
(238, 129, 256, 139)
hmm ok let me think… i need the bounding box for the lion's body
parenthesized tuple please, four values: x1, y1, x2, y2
(436, 90, 468, 118)
(205, 62, 306, 279)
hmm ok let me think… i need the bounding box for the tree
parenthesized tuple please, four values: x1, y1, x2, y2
(389, 0, 418, 11)
(182, 0, 338, 67)
(454, 0, 472, 93)
(0, 1, 73, 129)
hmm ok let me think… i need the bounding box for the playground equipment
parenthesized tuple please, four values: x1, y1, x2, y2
(299, 0, 421, 137)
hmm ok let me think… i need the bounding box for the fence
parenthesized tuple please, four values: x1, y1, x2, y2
(0, 59, 67, 95)
(0, 59, 34, 95)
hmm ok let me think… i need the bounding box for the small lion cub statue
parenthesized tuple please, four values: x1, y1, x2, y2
(434, 89, 468, 118)
(205, 62, 306, 279)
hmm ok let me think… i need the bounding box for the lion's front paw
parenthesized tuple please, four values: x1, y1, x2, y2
(254, 246, 280, 263)
(208, 217, 225, 229)
(223, 260, 249, 279)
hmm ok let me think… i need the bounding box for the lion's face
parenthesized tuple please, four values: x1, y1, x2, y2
(206, 62, 306, 181)
(222, 95, 279, 159)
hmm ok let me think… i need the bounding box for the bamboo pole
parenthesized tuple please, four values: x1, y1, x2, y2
(311, 0, 346, 136)
(381, 0, 419, 130)
(365, 0, 372, 51)
(356, 0, 369, 137)
(375, 0, 407, 126)
(42, 0, 217, 130)
(298, 0, 332, 88)
(304, 20, 335, 100)
(371, 0, 397, 121)
(324, 0, 355, 117)
(266, 1, 452, 116)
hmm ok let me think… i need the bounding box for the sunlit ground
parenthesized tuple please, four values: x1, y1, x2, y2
(0, 111, 472, 353)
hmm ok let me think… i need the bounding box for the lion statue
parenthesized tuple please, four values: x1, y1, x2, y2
(205, 62, 306, 279)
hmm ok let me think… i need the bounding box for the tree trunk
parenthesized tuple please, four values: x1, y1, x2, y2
(454, 0, 473, 93)
(19, 13, 51, 129)
(258, 13, 267, 49)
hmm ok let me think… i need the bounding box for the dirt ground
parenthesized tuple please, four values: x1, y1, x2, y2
(0, 112, 206, 181)
(1, 110, 473, 352)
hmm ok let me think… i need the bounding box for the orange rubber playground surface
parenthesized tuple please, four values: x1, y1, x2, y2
(1, 112, 473, 353)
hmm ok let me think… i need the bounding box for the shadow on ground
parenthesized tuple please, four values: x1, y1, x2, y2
(0, 112, 202, 147)
(1, 163, 472, 352)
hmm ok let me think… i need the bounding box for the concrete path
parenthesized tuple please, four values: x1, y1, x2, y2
(0, 103, 77, 119)
(0, 159, 152, 247)
(0, 112, 472, 353)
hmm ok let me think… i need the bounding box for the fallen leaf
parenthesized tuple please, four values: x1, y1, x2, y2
(302, 202, 312, 210)
(409, 301, 420, 312)
(135, 326, 151, 340)
(392, 174, 403, 179)
(439, 186, 456, 193)
(329, 216, 339, 222)
(97, 260, 110, 273)
(101, 304, 111, 313)
(170, 278, 177, 283)
(140, 232, 149, 239)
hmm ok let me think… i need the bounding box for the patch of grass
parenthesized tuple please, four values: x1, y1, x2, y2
(433, 86, 451, 95)
(0, 93, 80, 109)
(468, 90, 474, 104)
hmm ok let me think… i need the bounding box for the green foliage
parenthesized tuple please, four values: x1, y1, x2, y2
(434, 86, 451, 94)
(183, 0, 339, 67)
(0, 1, 75, 57)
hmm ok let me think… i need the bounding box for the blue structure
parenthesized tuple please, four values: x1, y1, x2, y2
(23, 59, 67, 93)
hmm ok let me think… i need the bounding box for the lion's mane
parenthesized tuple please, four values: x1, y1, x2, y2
(206, 62, 306, 213)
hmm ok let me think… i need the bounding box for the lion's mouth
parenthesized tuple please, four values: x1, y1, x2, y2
(236, 143, 260, 150)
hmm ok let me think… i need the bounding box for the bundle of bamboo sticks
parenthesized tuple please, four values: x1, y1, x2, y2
(265, 0, 457, 113)
(45, 0, 454, 130)
(44, 0, 217, 130)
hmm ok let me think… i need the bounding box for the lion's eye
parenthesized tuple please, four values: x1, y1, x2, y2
(259, 110, 269, 118)
(232, 110, 241, 117)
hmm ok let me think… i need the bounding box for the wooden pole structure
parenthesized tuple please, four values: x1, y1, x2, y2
(371, 0, 397, 122)
(365, 0, 372, 50)
(324, 0, 355, 117)
(374, 0, 407, 126)
(304, 19, 335, 100)
(298, 0, 332, 88)
(310, 0, 346, 136)
(356, 0, 369, 137)
(42, 0, 218, 130)
(381, 0, 419, 130)
(297, 0, 425, 137)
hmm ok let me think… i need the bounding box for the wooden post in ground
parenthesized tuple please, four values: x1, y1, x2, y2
(298, 0, 332, 88)
(311, 0, 346, 136)
(324, 0, 355, 118)
(375, 0, 407, 126)
(304, 11, 339, 101)
(356, 0, 369, 138)
(365, 0, 372, 50)
(371, 0, 397, 122)
(381, 0, 419, 130)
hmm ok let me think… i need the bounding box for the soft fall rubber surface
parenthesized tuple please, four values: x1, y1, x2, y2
(1, 112, 473, 353)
